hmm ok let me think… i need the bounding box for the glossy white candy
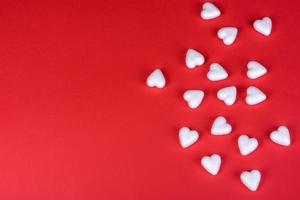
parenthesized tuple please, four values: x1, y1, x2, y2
(201, 154, 221, 175)
(270, 126, 291, 146)
(253, 17, 272, 36)
(207, 63, 228, 81)
(238, 135, 259, 156)
(240, 170, 261, 191)
(200, 2, 221, 20)
(146, 69, 166, 88)
(211, 116, 232, 135)
(247, 61, 267, 79)
(185, 49, 205, 69)
(179, 127, 199, 148)
(217, 86, 237, 106)
(246, 86, 266, 105)
(183, 90, 205, 109)
(217, 27, 238, 45)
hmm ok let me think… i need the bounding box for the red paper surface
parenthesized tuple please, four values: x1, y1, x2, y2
(0, 0, 299, 199)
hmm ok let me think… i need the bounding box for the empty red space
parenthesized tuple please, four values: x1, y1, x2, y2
(0, 0, 299, 199)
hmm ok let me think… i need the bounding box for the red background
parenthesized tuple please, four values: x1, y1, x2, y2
(0, 0, 299, 199)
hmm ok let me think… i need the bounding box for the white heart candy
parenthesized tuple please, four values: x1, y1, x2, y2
(247, 61, 267, 79)
(240, 170, 261, 191)
(217, 27, 238, 45)
(211, 116, 232, 135)
(185, 49, 205, 69)
(253, 17, 272, 36)
(183, 90, 205, 109)
(217, 86, 237, 106)
(179, 127, 199, 148)
(207, 63, 228, 81)
(246, 86, 266, 105)
(200, 2, 221, 20)
(270, 126, 291, 146)
(201, 154, 221, 175)
(238, 135, 259, 156)
(146, 69, 166, 88)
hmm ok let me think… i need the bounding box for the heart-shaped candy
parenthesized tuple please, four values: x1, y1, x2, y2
(238, 135, 259, 156)
(200, 2, 221, 20)
(207, 63, 228, 81)
(217, 86, 237, 106)
(211, 116, 232, 135)
(253, 17, 272, 36)
(217, 27, 238, 45)
(201, 154, 221, 175)
(185, 49, 205, 69)
(179, 127, 199, 148)
(183, 90, 205, 109)
(247, 61, 267, 79)
(270, 126, 291, 146)
(246, 86, 266, 105)
(146, 69, 166, 88)
(240, 170, 261, 191)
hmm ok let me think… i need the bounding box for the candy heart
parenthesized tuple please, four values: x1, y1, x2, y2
(238, 135, 259, 156)
(217, 86, 237, 106)
(240, 170, 261, 191)
(185, 49, 205, 69)
(179, 127, 199, 148)
(253, 17, 272, 36)
(183, 90, 205, 109)
(247, 61, 267, 79)
(217, 27, 238, 45)
(207, 63, 228, 81)
(201, 154, 221, 175)
(146, 69, 166, 88)
(200, 2, 221, 20)
(211, 116, 232, 135)
(270, 126, 291, 146)
(246, 86, 266, 105)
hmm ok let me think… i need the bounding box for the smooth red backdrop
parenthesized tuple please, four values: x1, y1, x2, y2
(0, 0, 299, 199)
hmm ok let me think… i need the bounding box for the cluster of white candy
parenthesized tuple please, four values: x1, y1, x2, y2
(146, 2, 291, 192)
(201, 2, 272, 45)
(185, 50, 268, 107)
